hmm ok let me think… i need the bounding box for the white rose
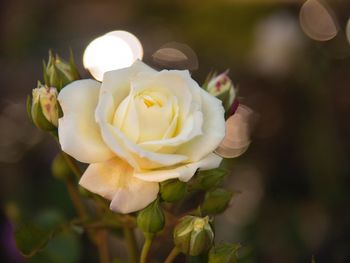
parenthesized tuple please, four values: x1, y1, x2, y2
(58, 60, 226, 213)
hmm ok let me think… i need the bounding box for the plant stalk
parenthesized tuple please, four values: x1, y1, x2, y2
(164, 247, 180, 263)
(123, 227, 139, 263)
(140, 234, 153, 263)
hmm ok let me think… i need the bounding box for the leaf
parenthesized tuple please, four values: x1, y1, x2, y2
(15, 223, 56, 257)
(208, 243, 241, 263)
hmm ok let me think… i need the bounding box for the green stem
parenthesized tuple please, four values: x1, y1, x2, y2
(61, 151, 82, 180)
(140, 234, 153, 263)
(64, 177, 88, 219)
(96, 229, 110, 263)
(123, 227, 139, 263)
(164, 247, 180, 263)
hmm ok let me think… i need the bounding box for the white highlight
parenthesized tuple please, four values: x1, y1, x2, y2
(83, 31, 143, 81)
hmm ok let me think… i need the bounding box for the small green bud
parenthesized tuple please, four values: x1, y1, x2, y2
(51, 153, 71, 180)
(204, 71, 235, 112)
(31, 82, 59, 131)
(208, 243, 241, 263)
(43, 50, 80, 90)
(190, 169, 228, 191)
(201, 189, 232, 215)
(160, 179, 187, 202)
(137, 198, 165, 234)
(173, 216, 214, 256)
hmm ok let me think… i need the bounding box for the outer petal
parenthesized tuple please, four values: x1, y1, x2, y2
(79, 158, 159, 213)
(177, 88, 226, 162)
(58, 79, 114, 163)
(134, 153, 222, 182)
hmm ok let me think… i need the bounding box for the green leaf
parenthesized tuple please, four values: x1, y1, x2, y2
(15, 223, 56, 257)
(209, 243, 241, 263)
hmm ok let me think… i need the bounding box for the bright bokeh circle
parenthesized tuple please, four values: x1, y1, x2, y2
(83, 31, 143, 81)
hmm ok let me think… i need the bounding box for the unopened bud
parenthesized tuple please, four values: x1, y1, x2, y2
(43, 50, 80, 90)
(209, 243, 241, 263)
(173, 215, 214, 256)
(190, 169, 227, 191)
(137, 198, 165, 234)
(201, 189, 232, 215)
(160, 179, 187, 202)
(205, 71, 235, 112)
(31, 83, 58, 130)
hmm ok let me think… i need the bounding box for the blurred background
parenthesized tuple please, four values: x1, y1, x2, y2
(1, 0, 350, 262)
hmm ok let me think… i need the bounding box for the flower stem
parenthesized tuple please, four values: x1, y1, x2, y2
(140, 234, 153, 263)
(123, 227, 139, 263)
(164, 247, 180, 263)
(64, 177, 88, 219)
(61, 151, 82, 180)
(96, 229, 110, 263)
(60, 150, 111, 263)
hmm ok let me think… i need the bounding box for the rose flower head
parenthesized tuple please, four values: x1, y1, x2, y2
(58, 60, 227, 213)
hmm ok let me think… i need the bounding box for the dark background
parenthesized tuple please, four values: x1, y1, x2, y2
(1, 0, 350, 262)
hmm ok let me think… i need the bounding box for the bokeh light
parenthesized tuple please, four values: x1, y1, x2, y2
(299, 0, 338, 41)
(346, 18, 350, 45)
(83, 30, 143, 81)
(152, 42, 198, 70)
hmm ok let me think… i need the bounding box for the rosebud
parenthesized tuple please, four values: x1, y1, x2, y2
(137, 198, 165, 234)
(201, 189, 232, 215)
(204, 71, 235, 112)
(51, 153, 71, 180)
(31, 82, 59, 130)
(190, 169, 228, 191)
(173, 216, 214, 256)
(208, 243, 241, 263)
(43, 50, 80, 90)
(160, 179, 187, 202)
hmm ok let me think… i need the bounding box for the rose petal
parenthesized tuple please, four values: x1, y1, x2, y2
(100, 60, 156, 105)
(79, 158, 159, 213)
(177, 88, 226, 162)
(58, 79, 114, 163)
(96, 92, 189, 170)
(134, 153, 222, 182)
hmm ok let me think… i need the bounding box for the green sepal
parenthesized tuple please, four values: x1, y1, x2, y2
(31, 95, 57, 131)
(26, 95, 32, 122)
(69, 48, 80, 80)
(173, 216, 214, 256)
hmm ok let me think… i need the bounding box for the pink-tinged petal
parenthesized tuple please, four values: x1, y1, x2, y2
(215, 105, 254, 158)
(79, 158, 159, 213)
(58, 79, 114, 163)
